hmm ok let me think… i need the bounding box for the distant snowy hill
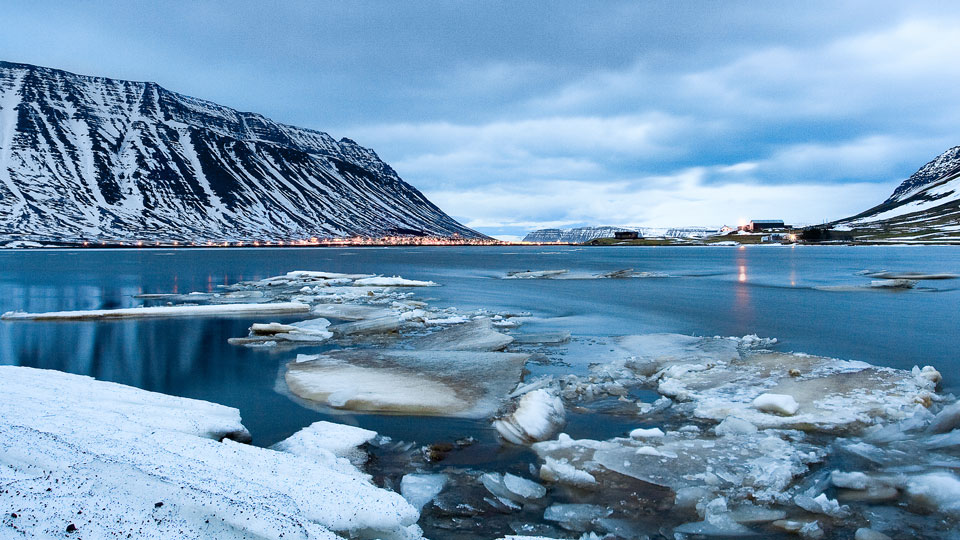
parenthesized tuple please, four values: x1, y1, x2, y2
(833, 146, 960, 243)
(522, 225, 717, 243)
(0, 61, 481, 244)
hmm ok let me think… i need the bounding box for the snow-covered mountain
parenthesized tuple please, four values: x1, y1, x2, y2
(522, 225, 717, 243)
(0, 61, 481, 244)
(834, 146, 960, 242)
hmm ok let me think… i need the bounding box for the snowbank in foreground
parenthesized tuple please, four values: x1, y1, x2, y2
(0, 366, 420, 540)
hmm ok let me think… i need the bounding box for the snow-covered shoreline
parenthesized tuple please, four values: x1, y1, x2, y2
(0, 366, 422, 540)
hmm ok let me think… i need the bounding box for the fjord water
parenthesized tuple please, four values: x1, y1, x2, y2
(1, 245, 958, 449)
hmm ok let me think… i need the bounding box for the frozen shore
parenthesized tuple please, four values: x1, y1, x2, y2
(0, 366, 422, 540)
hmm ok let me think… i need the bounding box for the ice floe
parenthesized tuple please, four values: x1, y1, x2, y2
(285, 349, 529, 417)
(533, 429, 824, 505)
(271, 420, 377, 468)
(589, 333, 943, 434)
(503, 269, 670, 280)
(862, 271, 958, 280)
(0, 366, 421, 540)
(401, 474, 448, 512)
(1, 301, 311, 320)
(229, 317, 334, 347)
(410, 317, 514, 351)
(352, 276, 438, 287)
(494, 389, 567, 445)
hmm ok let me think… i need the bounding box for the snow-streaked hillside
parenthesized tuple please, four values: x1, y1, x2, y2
(834, 146, 960, 243)
(522, 225, 717, 243)
(0, 61, 481, 243)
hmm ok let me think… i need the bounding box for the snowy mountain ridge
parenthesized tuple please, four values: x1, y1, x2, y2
(0, 60, 481, 243)
(834, 145, 960, 242)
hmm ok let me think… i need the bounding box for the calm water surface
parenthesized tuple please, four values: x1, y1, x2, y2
(1, 245, 958, 449)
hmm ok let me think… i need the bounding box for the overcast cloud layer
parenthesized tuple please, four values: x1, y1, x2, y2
(4, 1, 959, 238)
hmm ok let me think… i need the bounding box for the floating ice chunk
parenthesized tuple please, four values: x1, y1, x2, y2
(864, 271, 957, 280)
(534, 431, 822, 504)
(637, 396, 673, 415)
(272, 420, 376, 468)
(401, 474, 447, 512)
(494, 390, 566, 445)
(285, 270, 374, 280)
(738, 334, 778, 348)
(329, 315, 401, 336)
(752, 394, 800, 416)
(830, 471, 872, 490)
(794, 493, 849, 518)
(310, 304, 396, 321)
(674, 497, 754, 536)
(928, 401, 960, 433)
(0, 366, 420, 539)
(869, 279, 918, 289)
(773, 519, 823, 538)
(424, 315, 468, 325)
(251, 322, 299, 335)
(629, 427, 664, 439)
(641, 336, 938, 434)
(399, 308, 428, 322)
(726, 504, 787, 524)
(285, 349, 528, 418)
(1, 301, 311, 321)
(904, 471, 960, 517)
(353, 276, 438, 287)
(539, 457, 597, 488)
(492, 318, 522, 328)
(482, 472, 545, 508)
(716, 416, 758, 437)
(855, 528, 893, 540)
(411, 318, 514, 351)
(230, 317, 334, 347)
(913, 365, 942, 386)
(503, 473, 548, 501)
(511, 331, 572, 345)
(504, 270, 570, 279)
(543, 504, 612, 531)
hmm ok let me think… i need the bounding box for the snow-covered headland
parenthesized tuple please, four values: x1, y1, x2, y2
(2, 268, 959, 539)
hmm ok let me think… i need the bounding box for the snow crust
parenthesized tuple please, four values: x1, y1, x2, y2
(0, 366, 420, 539)
(271, 420, 376, 467)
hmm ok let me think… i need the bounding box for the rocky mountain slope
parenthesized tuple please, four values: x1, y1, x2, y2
(833, 146, 960, 243)
(0, 61, 481, 244)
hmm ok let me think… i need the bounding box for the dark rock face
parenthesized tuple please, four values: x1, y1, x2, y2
(0, 61, 481, 242)
(887, 146, 960, 203)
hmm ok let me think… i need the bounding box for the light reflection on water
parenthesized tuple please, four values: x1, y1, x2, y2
(1, 245, 959, 445)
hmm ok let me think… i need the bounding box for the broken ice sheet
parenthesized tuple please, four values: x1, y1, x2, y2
(284, 349, 529, 417)
(533, 430, 824, 504)
(410, 317, 514, 351)
(228, 317, 334, 347)
(271, 420, 376, 469)
(607, 333, 940, 434)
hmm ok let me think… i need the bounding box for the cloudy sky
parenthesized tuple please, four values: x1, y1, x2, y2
(4, 1, 960, 238)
